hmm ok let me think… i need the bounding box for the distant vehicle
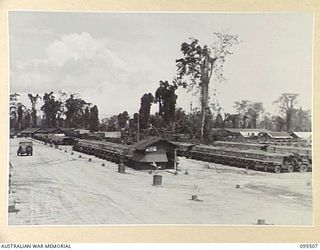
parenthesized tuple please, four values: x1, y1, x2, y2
(10, 131, 16, 138)
(17, 141, 33, 156)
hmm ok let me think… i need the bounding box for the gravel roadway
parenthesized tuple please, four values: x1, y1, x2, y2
(8, 138, 313, 226)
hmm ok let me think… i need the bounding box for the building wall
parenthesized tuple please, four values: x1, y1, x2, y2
(132, 141, 176, 170)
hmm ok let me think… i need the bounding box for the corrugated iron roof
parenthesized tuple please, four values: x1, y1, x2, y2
(60, 128, 75, 132)
(171, 141, 197, 147)
(133, 153, 168, 162)
(265, 131, 293, 139)
(291, 132, 312, 140)
(225, 128, 269, 133)
(45, 128, 62, 133)
(21, 128, 43, 133)
(130, 137, 177, 150)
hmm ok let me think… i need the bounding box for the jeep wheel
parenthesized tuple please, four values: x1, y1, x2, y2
(299, 164, 308, 173)
(287, 164, 294, 173)
(274, 165, 282, 173)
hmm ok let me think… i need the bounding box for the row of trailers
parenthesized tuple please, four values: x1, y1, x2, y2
(175, 141, 312, 173)
(33, 133, 77, 145)
(73, 138, 178, 170)
(32, 133, 312, 173)
(33, 134, 178, 170)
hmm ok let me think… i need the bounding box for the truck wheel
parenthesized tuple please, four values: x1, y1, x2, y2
(299, 164, 308, 173)
(274, 165, 282, 173)
(287, 165, 294, 173)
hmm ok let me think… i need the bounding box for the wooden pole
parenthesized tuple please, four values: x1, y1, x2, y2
(174, 148, 177, 172)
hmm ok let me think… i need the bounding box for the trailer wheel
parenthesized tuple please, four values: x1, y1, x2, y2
(287, 164, 294, 173)
(274, 165, 282, 173)
(299, 164, 308, 173)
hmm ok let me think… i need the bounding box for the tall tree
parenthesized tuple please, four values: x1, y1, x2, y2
(272, 115, 286, 131)
(89, 105, 99, 131)
(234, 100, 250, 115)
(174, 108, 193, 134)
(273, 93, 299, 132)
(10, 93, 20, 130)
(24, 109, 31, 129)
(223, 113, 242, 128)
(28, 94, 42, 127)
(234, 100, 250, 128)
(17, 104, 26, 130)
(41, 92, 62, 127)
(41, 92, 53, 127)
(292, 107, 311, 131)
(155, 80, 178, 127)
(65, 94, 87, 128)
(203, 107, 214, 142)
(149, 113, 167, 131)
(259, 112, 273, 130)
(117, 111, 130, 129)
(234, 100, 264, 128)
(176, 33, 240, 140)
(84, 106, 90, 129)
(102, 115, 118, 131)
(57, 90, 69, 127)
(214, 113, 224, 128)
(139, 93, 154, 129)
(247, 102, 264, 128)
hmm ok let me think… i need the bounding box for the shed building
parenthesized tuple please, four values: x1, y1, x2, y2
(290, 132, 312, 142)
(172, 141, 197, 157)
(21, 128, 47, 137)
(129, 137, 178, 170)
(60, 128, 76, 136)
(97, 131, 121, 138)
(211, 128, 268, 141)
(259, 131, 293, 142)
(45, 128, 64, 134)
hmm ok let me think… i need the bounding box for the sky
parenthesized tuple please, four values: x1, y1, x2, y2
(9, 11, 313, 119)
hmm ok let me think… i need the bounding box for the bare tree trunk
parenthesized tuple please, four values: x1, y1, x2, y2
(18, 118, 21, 131)
(32, 112, 37, 127)
(286, 111, 292, 132)
(200, 55, 210, 141)
(200, 79, 209, 141)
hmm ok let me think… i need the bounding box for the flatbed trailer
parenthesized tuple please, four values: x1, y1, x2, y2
(73, 139, 133, 163)
(212, 141, 312, 164)
(190, 145, 310, 173)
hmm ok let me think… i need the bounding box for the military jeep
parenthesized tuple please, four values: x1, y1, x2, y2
(17, 141, 33, 156)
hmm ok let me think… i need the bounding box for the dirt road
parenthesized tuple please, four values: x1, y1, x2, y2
(8, 138, 313, 225)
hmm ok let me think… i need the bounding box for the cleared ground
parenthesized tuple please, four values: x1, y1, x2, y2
(8, 138, 313, 225)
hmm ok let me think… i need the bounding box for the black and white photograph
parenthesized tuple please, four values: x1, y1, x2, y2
(8, 11, 313, 226)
